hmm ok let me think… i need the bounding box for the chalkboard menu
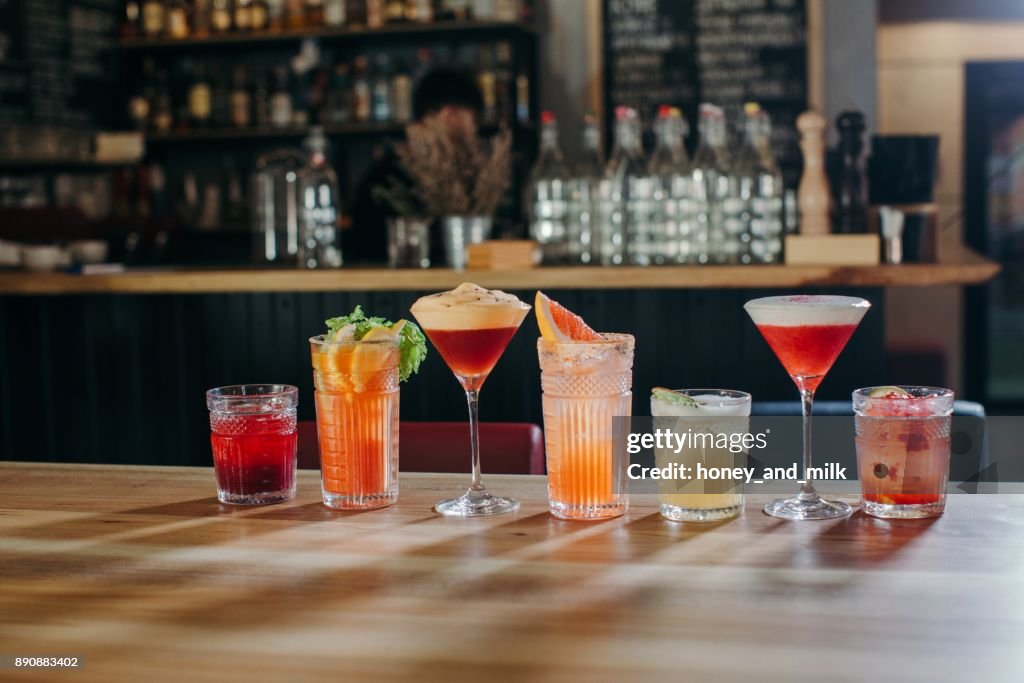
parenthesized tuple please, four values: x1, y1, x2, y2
(603, 0, 807, 181)
(0, 0, 120, 127)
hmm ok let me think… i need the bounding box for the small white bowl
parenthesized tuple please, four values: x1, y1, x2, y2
(21, 245, 64, 272)
(0, 239, 21, 268)
(68, 239, 109, 264)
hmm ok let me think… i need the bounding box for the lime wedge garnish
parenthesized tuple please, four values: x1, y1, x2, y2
(651, 387, 700, 407)
(868, 386, 912, 398)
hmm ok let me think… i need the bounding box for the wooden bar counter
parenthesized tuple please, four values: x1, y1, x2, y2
(0, 244, 1000, 294)
(0, 463, 1021, 682)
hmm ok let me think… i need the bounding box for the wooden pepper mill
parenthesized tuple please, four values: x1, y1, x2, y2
(797, 111, 832, 235)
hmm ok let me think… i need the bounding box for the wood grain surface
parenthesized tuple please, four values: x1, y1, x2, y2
(0, 245, 999, 295)
(0, 463, 1022, 683)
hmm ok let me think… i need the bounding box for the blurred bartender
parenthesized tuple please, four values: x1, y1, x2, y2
(348, 67, 484, 262)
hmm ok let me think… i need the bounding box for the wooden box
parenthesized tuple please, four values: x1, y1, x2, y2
(467, 240, 539, 270)
(784, 234, 881, 266)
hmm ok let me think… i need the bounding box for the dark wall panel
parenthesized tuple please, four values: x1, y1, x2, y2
(0, 287, 885, 465)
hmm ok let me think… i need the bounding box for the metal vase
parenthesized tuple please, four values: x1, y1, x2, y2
(442, 216, 492, 271)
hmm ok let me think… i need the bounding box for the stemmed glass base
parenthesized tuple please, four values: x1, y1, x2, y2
(763, 493, 852, 521)
(435, 489, 520, 517)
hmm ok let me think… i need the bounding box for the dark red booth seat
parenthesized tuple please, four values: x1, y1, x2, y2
(296, 421, 545, 475)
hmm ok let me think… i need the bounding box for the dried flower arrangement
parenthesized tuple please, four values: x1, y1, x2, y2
(389, 115, 512, 219)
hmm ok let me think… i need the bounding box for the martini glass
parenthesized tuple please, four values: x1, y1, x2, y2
(411, 284, 531, 516)
(744, 295, 871, 520)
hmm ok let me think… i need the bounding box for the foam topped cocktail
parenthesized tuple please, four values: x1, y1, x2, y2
(745, 295, 870, 520)
(854, 386, 953, 519)
(411, 283, 531, 516)
(650, 389, 751, 522)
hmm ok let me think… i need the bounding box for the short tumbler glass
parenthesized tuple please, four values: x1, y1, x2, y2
(651, 389, 751, 522)
(206, 384, 298, 505)
(853, 386, 954, 519)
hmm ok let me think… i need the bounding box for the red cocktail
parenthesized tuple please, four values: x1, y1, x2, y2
(423, 326, 519, 390)
(854, 386, 953, 518)
(207, 385, 298, 505)
(745, 295, 870, 520)
(411, 283, 531, 516)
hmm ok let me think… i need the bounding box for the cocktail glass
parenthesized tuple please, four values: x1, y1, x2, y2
(311, 334, 400, 510)
(650, 389, 750, 522)
(539, 334, 634, 520)
(411, 283, 531, 516)
(744, 295, 870, 520)
(853, 386, 953, 519)
(206, 384, 298, 505)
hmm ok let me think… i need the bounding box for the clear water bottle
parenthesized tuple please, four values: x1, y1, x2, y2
(648, 106, 692, 264)
(252, 148, 306, 266)
(602, 106, 653, 266)
(690, 104, 728, 264)
(745, 103, 785, 263)
(527, 111, 571, 264)
(297, 128, 343, 269)
(722, 108, 757, 264)
(567, 112, 604, 264)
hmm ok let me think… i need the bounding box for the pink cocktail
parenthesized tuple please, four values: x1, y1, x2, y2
(745, 295, 870, 520)
(854, 386, 953, 518)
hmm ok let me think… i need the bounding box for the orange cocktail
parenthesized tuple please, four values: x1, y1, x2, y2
(311, 334, 400, 510)
(536, 292, 634, 520)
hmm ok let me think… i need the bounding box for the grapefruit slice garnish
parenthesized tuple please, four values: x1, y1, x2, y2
(535, 291, 603, 342)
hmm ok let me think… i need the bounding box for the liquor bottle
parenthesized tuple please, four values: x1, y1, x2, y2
(406, 0, 431, 22)
(270, 66, 294, 128)
(197, 177, 223, 231)
(166, 0, 190, 38)
(515, 72, 529, 123)
(128, 58, 156, 130)
(141, 0, 166, 37)
(297, 129, 343, 268)
(494, 41, 513, 122)
(371, 54, 392, 122)
(152, 71, 174, 133)
(386, 0, 405, 22)
(211, 64, 231, 128)
(210, 0, 233, 31)
(648, 105, 692, 264)
(324, 0, 346, 26)
(527, 111, 570, 264)
(230, 65, 253, 128)
(252, 69, 271, 126)
(352, 56, 371, 122)
(291, 67, 311, 126)
(251, 0, 270, 30)
(234, 0, 255, 31)
(188, 61, 213, 128)
(267, 0, 285, 30)
(742, 103, 784, 263)
(193, 0, 212, 36)
(835, 109, 868, 234)
(441, 0, 468, 20)
(366, 0, 385, 27)
(121, 1, 141, 38)
(494, 0, 517, 21)
(600, 106, 649, 266)
(305, 0, 325, 27)
(567, 112, 604, 264)
(690, 103, 729, 264)
(284, 0, 305, 28)
(391, 61, 412, 123)
(347, 0, 368, 27)
(223, 158, 248, 230)
(721, 104, 766, 265)
(326, 63, 352, 123)
(477, 46, 497, 124)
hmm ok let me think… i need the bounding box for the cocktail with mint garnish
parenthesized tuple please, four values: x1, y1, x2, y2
(311, 306, 426, 510)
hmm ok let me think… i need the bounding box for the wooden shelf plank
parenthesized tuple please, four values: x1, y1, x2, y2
(119, 20, 536, 51)
(0, 246, 1000, 295)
